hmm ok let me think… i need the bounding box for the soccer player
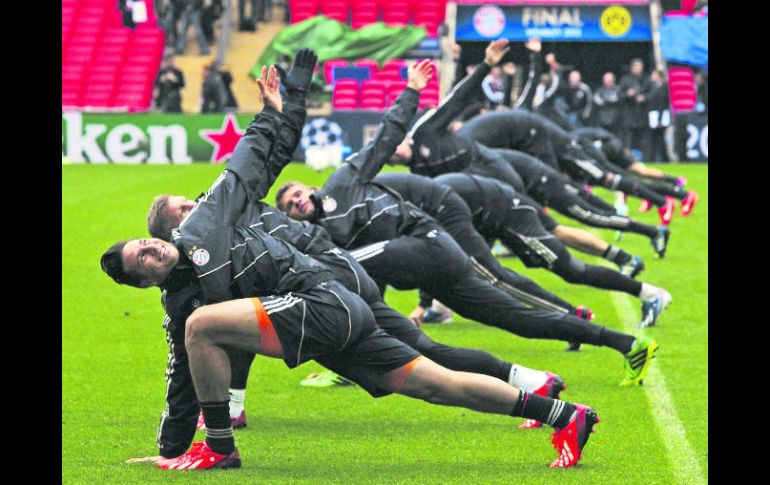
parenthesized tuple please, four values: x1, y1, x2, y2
(456, 109, 678, 226)
(103, 57, 598, 470)
(146, 67, 572, 442)
(489, 148, 671, 258)
(276, 41, 657, 388)
(571, 126, 699, 216)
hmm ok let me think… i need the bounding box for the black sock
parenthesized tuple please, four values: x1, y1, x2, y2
(603, 245, 632, 266)
(598, 328, 635, 355)
(628, 220, 660, 238)
(662, 174, 681, 185)
(511, 391, 576, 429)
(647, 181, 685, 199)
(200, 401, 235, 454)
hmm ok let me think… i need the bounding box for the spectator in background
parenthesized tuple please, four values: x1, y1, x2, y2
(592, 72, 623, 137)
(481, 66, 506, 110)
(501, 62, 518, 107)
(619, 58, 651, 155)
(239, 0, 258, 31)
(219, 64, 240, 111)
(562, 70, 592, 128)
(154, 53, 185, 113)
(645, 69, 671, 162)
(201, 61, 227, 112)
(201, 0, 224, 45)
(156, 0, 184, 47)
(694, 69, 707, 113)
(533, 53, 572, 131)
(176, 0, 211, 56)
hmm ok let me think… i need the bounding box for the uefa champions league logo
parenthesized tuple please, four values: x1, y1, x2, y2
(301, 118, 344, 150)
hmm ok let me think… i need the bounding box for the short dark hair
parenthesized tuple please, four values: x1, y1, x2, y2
(147, 194, 175, 241)
(275, 181, 298, 211)
(100, 240, 143, 288)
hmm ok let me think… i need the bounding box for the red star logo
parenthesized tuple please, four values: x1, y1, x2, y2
(199, 113, 245, 163)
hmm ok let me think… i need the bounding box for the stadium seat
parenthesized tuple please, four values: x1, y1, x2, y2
(418, 87, 440, 109)
(323, 59, 350, 84)
(413, 11, 440, 37)
(332, 79, 360, 109)
(360, 80, 388, 111)
(289, 0, 319, 24)
(385, 80, 408, 104)
(668, 66, 697, 113)
(350, 0, 379, 29)
(319, 0, 349, 23)
(353, 59, 380, 75)
(381, 2, 410, 27)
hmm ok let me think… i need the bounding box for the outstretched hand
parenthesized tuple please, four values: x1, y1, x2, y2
(484, 39, 510, 66)
(285, 47, 318, 93)
(256, 65, 283, 112)
(407, 59, 434, 91)
(525, 37, 542, 53)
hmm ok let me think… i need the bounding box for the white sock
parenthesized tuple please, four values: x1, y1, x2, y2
(638, 282, 659, 301)
(508, 365, 548, 391)
(228, 388, 246, 418)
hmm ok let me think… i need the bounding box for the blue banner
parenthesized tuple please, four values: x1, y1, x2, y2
(659, 16, 708, 67)
(456, 4, 651, 41)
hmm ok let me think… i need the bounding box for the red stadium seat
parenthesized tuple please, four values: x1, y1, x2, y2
(353, 59, 380, 74)
(382, 1, 410, 27)
(320, 0, 348, 23)
(667, 66, 697, 113)
(385, 80, 408, 104)
(350, 1, 379, 29)
(289, 0, 318, 24)
(413, 11, 440, 37)
(332, 79, 360, 109)
(360, 80, 387, 111)
(418, 87, 440, 109)
(323, 59, 350, 84)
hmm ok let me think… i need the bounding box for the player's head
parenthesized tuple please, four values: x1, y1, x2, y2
(101, 238, 180, 289)
(147, 194, 197, 241)
(276, 181, 317, 220)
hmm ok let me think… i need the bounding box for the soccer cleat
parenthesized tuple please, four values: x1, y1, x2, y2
(650, 226, 670, 259)
(300, 370, 356, 388)
(519, 372, 567, 429)
(679, 190, 699, 216)
(619, 255, 645, 278)
(196, 412, 205, 431)
(158, 441, 241, 470)
(565, 342, 582, 352)
(230, 410, 247, 429)
(640, 288, 672, 328)
(658, 196, 676, 226)
(575, 306, 593, 321)
(549, 404, 599, 468)
(620, 336, 659, 386)
(638, 199, 651, 212)
(491, 241, 515, 258)
(422, 308, 454, 324)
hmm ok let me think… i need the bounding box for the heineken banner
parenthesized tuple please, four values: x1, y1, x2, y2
(62, 111, 387, 164)
(455, 3, 652, 42)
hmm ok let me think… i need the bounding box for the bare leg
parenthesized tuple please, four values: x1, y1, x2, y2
(552, 224, 608, 257)
(383, 357, 520, 415)
(185, 299, 270, 402)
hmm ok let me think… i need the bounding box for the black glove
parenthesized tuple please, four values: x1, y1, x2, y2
(284, 48, 318, 94)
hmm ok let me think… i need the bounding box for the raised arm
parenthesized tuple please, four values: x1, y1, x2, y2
(513, 38, 543, 110)
(410, 40, 510, 135)
(345, 59, 433, 183)
(226, 49, 317, 202)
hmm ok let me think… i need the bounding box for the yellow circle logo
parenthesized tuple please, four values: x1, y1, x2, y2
(600, 6, 633, 38)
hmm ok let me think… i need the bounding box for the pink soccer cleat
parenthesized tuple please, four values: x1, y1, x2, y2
(638, 199, 651, 213)
(679, 190, 699, 216)
(519, 372, 567, 429)
(157, 441, 241, 470)
(657, 196, 676, 226)
(549, 404, 599, 468)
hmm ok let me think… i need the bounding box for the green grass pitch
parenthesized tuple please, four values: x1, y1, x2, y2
(62, 162, 707, 484)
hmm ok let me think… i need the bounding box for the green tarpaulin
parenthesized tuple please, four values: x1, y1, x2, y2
(251, 16, 427, 79)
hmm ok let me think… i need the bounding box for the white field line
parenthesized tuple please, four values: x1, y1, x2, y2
(608, 286, 706, 485)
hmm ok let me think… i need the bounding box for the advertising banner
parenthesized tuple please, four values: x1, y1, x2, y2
(62, 111, 388, 164)
(455, 3, 651, 42)
(673, 112, 708, 162)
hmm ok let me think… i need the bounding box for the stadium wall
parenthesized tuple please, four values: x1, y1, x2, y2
(62, 111, 388, 164)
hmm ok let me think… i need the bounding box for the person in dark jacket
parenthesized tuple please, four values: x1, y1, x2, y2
(103, 50, 600, 471)
(154, 54, 186, 113)
(592, 72, 623, 137)
(201, 62, 228, 112)
(619, 58, 651, 154)
(275, 44, 658, 390)
(645, 69, 670, 162)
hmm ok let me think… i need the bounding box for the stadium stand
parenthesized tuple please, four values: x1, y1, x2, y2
(62, 0, 165, 112)
(667, 66, 697, 113)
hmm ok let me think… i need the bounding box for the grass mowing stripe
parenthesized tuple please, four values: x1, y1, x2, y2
(607, 278, 706, 485)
